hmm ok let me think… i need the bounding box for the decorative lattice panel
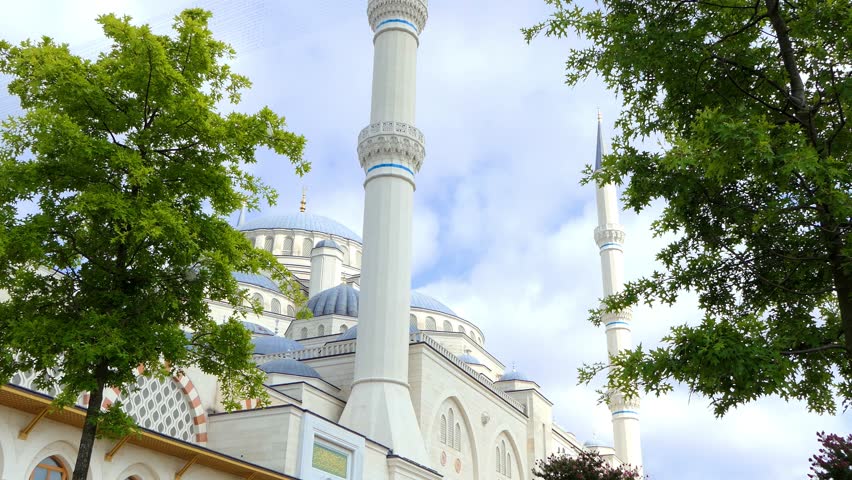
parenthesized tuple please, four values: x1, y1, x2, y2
(120, 376, 195, 442)
(10, 370, 62, 398)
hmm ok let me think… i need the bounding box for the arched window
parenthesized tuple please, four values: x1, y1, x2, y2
(287, 305, 296, 317)
(264, 236, 274, 252)
(31, 456, 69, 480)
(251, 293, 264, 309)
(496, 447, 501, 472)
(454, 423, 461, 450)
(443, 320, 452, 331)
(300, 327, 308, 339)
(271, 298, 282, 314)
(501, 440, 507, 474)
(447, 409, 454, 444)
(458, 325, 466, 336)
(440, 415, 447, 444)
(507, 454, 512, 478)
(409, 314, 417, 328)
(340, 325, 348, 333)
(283, 236, 294, 255)
(317, 324, 325, 336)
(302, 238, 314, 256)
(425, 316, 436, 330)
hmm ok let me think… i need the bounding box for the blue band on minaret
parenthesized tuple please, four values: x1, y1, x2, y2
(376, 18, 419, 32)
(612, 410, 639, 416)
(367, 163, 415, 175)
(605, 321, 630, 327)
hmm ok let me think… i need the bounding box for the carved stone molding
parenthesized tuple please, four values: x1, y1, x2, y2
(368, 0, 429, 33)
(607, 390, 641, 412)
(594, 224, 626, 247)
(357, 121, 426, 173)
(601, 309, 633, 325)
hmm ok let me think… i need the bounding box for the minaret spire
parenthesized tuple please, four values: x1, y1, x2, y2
(593, 113, 643, 471)
(299, 186, 307, 213)
(237, 202, 246, 227)
(338, 0, 429, 463)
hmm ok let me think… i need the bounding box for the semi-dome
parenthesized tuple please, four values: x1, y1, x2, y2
(242, 321, 274, 336)
(314, 239, 343, 251)
(238, 213, 362, 243)
(336, 324, 419, 341)
(258, 358, 320, 378)
(458, 353, 482, 365)
(232, 271, 281, 293)
(498, 370, 532, 382)
(308, 284, 459, 319)
(251, 336, 305, 355)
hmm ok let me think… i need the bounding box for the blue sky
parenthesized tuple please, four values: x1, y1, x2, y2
(1, 1, 849, 479)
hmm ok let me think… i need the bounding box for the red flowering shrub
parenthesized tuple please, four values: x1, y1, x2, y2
(534, 451, 642, 480)
(809, 432, 852, 480)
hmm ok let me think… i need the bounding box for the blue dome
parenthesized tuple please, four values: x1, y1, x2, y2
(251, 336, 305, 355)
(232, 272, 281, 293)
(314, 239, 342, 251)
(259, 358, 320, 378)
(308, 284, 359, 317)
(242, 321, 274, 336)
(308, 285, 459, 318)
(411, 291, 458, 317)
(499, 370, 532, 382)
(238, 213, 362, 243)
(336, 324, 419, 341)
(458, 353, 482, 365)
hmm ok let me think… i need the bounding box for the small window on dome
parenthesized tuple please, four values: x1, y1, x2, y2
(409, 314, 417, 328)
(339, 325, 348, 333)
(425, 316, 436, 330)
(271, 299, 282, 314)
(287, 305, 296, 317)
(283, 236, 294, 255)
(264, 236, 274, 252)
(458, 325, 467, 336)
(317, 324, 325, 336)
(442, 320, 452, 331)
(302, 238, 314, 256)
(300, 327, 308, 339)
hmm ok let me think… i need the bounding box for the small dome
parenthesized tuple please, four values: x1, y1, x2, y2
(458, 353, 482, 365)
(308, 285, 460, 319)
(242, 321, 274, 336)
(238, 213, 362, 243)
(258, 358, 320, 378)
(498, 370, 531, 382)
(336, 324, 419, 341)
(584, 440, 613, 448)
(251, 336, 304, 355)
(308, 284, 359, 317)
(232, 271, 281, 293)
(314, 239, 343, 251)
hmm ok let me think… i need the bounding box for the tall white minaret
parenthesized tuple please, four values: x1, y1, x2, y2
(593, 112, 643, 471)
(338, 0, 428, 463)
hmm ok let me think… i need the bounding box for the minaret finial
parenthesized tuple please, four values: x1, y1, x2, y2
(595, 110, 605, 172)
(299, 187, 307, 213)
(237, 201, 246, 227)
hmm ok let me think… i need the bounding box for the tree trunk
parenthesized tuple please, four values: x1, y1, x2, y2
(834, 259, 852, 359)
(72, 380, 104, 480)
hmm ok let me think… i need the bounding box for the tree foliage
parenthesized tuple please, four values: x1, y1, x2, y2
(525, 0, 851, 415)
(534, 452, 642, 480)
(809, 431, 852, 480)
(0, 9, 307, 479)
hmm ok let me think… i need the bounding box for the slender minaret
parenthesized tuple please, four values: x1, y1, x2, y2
(593, 112, 643, 471)
(338, 0, 428, 463)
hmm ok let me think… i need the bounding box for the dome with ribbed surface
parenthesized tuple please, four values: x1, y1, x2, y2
(251, 336, 304, 355)
(314, 239, 342, 251)
(307, 284, 359, 317)
(238, 213, 362, 243)
(258, 358, 320, 378)
(242, 321, 274, 336)
(336, 324, 419, 341)
(232, 272, 281, 293)
(458, 353, 482, 365)
(498, 370, 532, 382)
(308, 285, 459, 319)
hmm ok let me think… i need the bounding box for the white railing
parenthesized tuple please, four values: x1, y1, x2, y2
(253, 334, 528, 416)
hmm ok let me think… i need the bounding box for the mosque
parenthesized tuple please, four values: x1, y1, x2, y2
(0, 1, 643, 479)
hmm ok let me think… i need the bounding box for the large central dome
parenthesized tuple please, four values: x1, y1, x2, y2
(238, 213, 362, 243)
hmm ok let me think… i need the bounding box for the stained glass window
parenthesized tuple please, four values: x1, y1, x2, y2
(312, 441, 349, 479)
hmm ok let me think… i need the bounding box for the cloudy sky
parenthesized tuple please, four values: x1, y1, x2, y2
(1, 0, 849, 478)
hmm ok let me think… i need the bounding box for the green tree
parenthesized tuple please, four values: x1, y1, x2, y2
(524, 1, 851, 415)
(0, 9, 308, 480)
(534, 451, 642, 480)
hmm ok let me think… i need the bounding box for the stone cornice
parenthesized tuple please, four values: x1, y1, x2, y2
(368, 0, 428, 33)
(594, 224, 626, 247)
(357, 121, 426, 173)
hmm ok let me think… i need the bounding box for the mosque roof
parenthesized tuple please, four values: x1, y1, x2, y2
(238, 213, 362, 243)
(336, 324, 419, 341)
(241, 321, 274, 336)
(315, 239, 343, 251)
(458, 353, 482, 365)
(232, 272, 281, 293)
(307, 284, 459, 318)
(258, 358, 321, 378)
(251, 336, 305, 355)
(498, 370, 532, 382)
